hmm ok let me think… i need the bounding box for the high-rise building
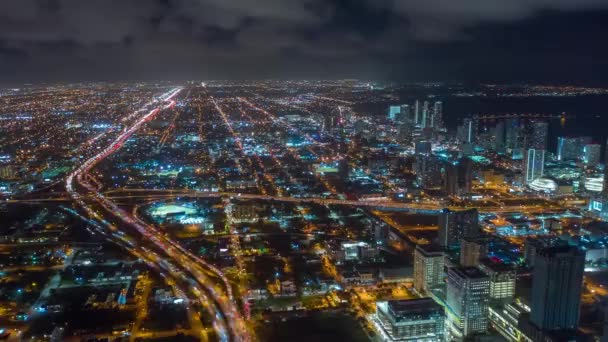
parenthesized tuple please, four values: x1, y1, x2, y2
(557, 136, 591, 161)
(414, 100, 420, 125)
(376, 299, 445, 341)
(438, 208, 480, 250)
(524, 149, 545, 184)
(432, 101, 443, 129)
(458, 157, 473, 193)
(460, 236, 489, 267)
(444, 162, 459, 196)
(388, 105, 401, 121)
(530, 246, 585, 332)
(446, 267, 490, 338)
(421, 101, 430, 128)
(527, 121, 549, 150)
(458, 118, 476, 144)
(444, 158, 473, 196)
(492, 121, 505, 152)
(584, 144, 601, 167)
(413, 244, 445, 294)
(478, 259, 516, 301)
(415, 155, 443, 188)
(505, 118, 522, 151)
(400, 104, 411, 123)
(398, 121, 413, 145)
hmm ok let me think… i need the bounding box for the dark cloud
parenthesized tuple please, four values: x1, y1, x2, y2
(0, 0, 607, 83)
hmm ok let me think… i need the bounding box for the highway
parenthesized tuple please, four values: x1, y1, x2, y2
(64, 88, 250, 342)
(9, 188, 567, 214)
(101, 188, 566, 214)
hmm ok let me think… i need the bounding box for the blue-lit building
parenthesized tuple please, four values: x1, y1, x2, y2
(388, 105, 401, 121)
(524, 149, 545, 184)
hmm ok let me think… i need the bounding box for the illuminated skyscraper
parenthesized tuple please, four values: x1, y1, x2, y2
(492, 121, 505, 152)
(505, 118, 522, 151)
(584, 143, 601, 167)
(557, 136, 591, 161)
(400, 104, 411, 122)
(458, 118, 476, 144)
(413, 244, 445, 295)
(530, 246, 584, 332)
(460, 236, 489, 267)
(414, 100, 420, 125)
(443, 158, 473, 196)
(415, 154, 443, 188)
(528, 121, 549, 150)
(388, 105, 401, 121)
(432, 101, 443, 129)
(446, 267, 490, 338)
(421, 101, 430, 128)
(438, 208, 480, 250)
(524, 149, 545, 184)
(478, 259, 516, 301)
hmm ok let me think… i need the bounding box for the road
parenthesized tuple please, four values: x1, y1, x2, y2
(64, 88, 250, 341)
(100, 188, 565, 214)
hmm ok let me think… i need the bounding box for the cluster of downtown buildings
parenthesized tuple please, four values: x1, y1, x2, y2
(2, 82, 608, 341)
(375, 211, 586, 341)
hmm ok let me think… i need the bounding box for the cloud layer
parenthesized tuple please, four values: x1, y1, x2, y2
(0, 0, 607, 82)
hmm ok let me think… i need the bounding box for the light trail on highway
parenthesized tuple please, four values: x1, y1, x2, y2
(65, 87, 251, 342)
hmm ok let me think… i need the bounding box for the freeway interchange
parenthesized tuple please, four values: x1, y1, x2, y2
(65, 88, 250, 342)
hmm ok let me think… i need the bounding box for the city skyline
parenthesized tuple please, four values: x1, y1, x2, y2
(1, 1, 608, 341)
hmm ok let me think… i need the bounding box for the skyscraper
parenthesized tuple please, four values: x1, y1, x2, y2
(505, 118, 522, 151)
(438, 208, 480, 250)
(414, 100, 420, 125)
(388, 105, 401, 121)
(478, 259, 516, 301)
(557, 136, 592, 161)
(458, 157, 473, 193)
(446, 267, 490, 338)
(413, 244, 445, 295)
(584, 143, 601, 167)
(421, 101, 430, 128)
(443, 158, 473, 196)
(397, 121, 413, 145)
(527, 121, 549, 150)
(415, 155, 444, 188)
(460, 236, 489, 267)
(530, 246, 585, 332)
(492, 121, 505, 152)
(524, 149, 545, 184)
(444, 161, 459, 196)
(400, 104, 411, 123)
(460, 118, 476, 144)
(432, 101, 443, 129)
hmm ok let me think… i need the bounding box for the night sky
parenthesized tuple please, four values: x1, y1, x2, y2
(1, 0, 608, 84)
